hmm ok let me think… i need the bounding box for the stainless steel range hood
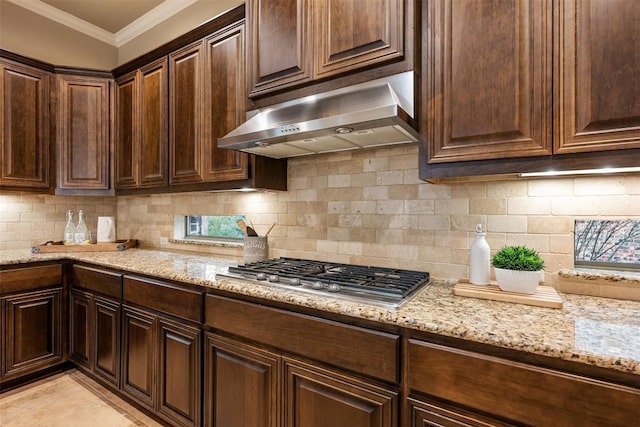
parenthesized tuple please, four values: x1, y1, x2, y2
(218, 72, 418, 159)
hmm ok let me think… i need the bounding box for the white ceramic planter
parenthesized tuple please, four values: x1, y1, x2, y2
(494, 268, 542, 294)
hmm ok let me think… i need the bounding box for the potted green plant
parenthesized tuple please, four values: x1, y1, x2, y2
(491, 245, 545, 294)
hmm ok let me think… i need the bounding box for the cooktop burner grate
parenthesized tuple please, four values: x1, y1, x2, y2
(224, 258, 431, 308)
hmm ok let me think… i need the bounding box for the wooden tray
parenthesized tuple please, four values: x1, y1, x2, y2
(453, 278, 563, 309)
(32, 239, 137, 254)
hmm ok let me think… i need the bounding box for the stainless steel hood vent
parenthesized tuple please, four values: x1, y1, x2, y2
(218, 72, 418, 159)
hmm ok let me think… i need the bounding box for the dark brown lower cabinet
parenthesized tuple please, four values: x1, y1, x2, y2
(3, 288, 62, 379)
(2, 288, 63, 380)
(122, 306, 156, 410)
(0, 264, 65, 387)
(284, 359, 397, 427)
(204, 333, 279, 427)
(409, 398, 511, 427)
(122, 305, 201, 427)
(69, 290, 91, 369)
(93, 297, 120, 385)
(203, 332, 397, 427)
(70, 291, 121, 386)
(69, 265, 122, 387)
(158, 317, 201, 427)
(407, 339, 640, 426)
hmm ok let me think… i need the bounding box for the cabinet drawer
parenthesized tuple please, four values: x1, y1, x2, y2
(0, 264, 61, 295)
(124, 276, 203, 323)
(205, 295, 399, 383)
(408, 340, 640, 426)
(72, 265, 122, 299)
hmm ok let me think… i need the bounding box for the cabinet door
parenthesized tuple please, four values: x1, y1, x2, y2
(408, 339, 640, 426)
(0, 59, 50, 189)
(115, 70, 138, 189)
(409, 398, 512, 427)
(169, 41, 204, 184)
(247, 0, 313, 96)
(158, 318, 201, 427)
(203, 22, 249, 182)
(57, 74, 112, 192)
(69, 289, 92, 369)
(555, 0, 640, 154)
(313, 0, 404, 79)
(122, 306, 156, 410)
(424, 0, 552, 163)
(3, 288, 62, 378)
(93, 296, 120, 386)
(139, 58, 168, 187)
(204, 334, 280, 427)
(284, 359, 397, 427)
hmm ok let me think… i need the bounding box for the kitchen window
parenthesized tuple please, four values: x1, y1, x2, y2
(173, 215, 246, 245)
(574, 219, 640, 273)
(186, 215, 246, 239)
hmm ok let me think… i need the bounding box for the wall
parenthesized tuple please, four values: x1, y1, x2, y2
(117, 0, 243, 65)
(0, 0, 118, 69)
(0, 194, 117, 251)
(115, 145, 640, 282)
(2, 145, 639, 281)
(0, 0, 243, 69)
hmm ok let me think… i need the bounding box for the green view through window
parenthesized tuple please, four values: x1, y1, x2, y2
(186, 215, 246, 240)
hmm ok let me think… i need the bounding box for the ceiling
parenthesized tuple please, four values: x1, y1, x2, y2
(5, 0, 200, 47)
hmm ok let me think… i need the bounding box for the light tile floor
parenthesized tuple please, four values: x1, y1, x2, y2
(0, 369, 163, 427)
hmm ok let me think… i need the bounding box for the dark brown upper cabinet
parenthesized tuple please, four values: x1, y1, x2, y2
(115, 20, 287, 195)
(555, 0, 640, 154)
(247, 0, 406, 97)
(247, 0, 313, 97)
(169, 41, 205, 185)
(420, 0, 640, 181)
(424, 0, 552, 164)
(0, 58, 51, 190)
(203, 21, 250, 183)
(115, 58, 168, 189)
(56, 73, 113, 195)
(313, 0, 404, 79)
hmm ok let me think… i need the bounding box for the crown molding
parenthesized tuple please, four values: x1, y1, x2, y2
(6, 0, 199, 48)
(115, 0, 198, 46)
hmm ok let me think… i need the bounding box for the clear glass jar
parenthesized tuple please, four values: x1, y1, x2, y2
(74, 210, 90, 245)
(64, 209, 75, 245)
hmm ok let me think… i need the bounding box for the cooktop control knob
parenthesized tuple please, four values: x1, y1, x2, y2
(327, 283, 340, 292)
(289, 278, 301, 285)
(312, 281, 324, 290)
(268, 275, 279, 282)
(256, 273, 267, 280)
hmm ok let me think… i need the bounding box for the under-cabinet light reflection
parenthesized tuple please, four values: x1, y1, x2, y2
(520, 167, 640, 177)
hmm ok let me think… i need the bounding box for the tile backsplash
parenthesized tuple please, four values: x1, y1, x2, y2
(3, 145, 640, 283)
(0, 194, 117, 251)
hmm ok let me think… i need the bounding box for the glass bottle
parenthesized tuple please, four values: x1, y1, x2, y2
(74, 210, 90, 245)
(64, 210, 75, 245)
(469, 223, 491, 285)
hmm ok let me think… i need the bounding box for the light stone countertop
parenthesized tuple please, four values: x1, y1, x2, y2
(2, 248, 639, 377)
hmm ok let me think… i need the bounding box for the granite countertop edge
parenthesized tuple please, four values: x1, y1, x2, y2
(2, 248, 639, 377)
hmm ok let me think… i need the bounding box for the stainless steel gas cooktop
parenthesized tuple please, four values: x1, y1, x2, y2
(221, 257, 431, 309)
